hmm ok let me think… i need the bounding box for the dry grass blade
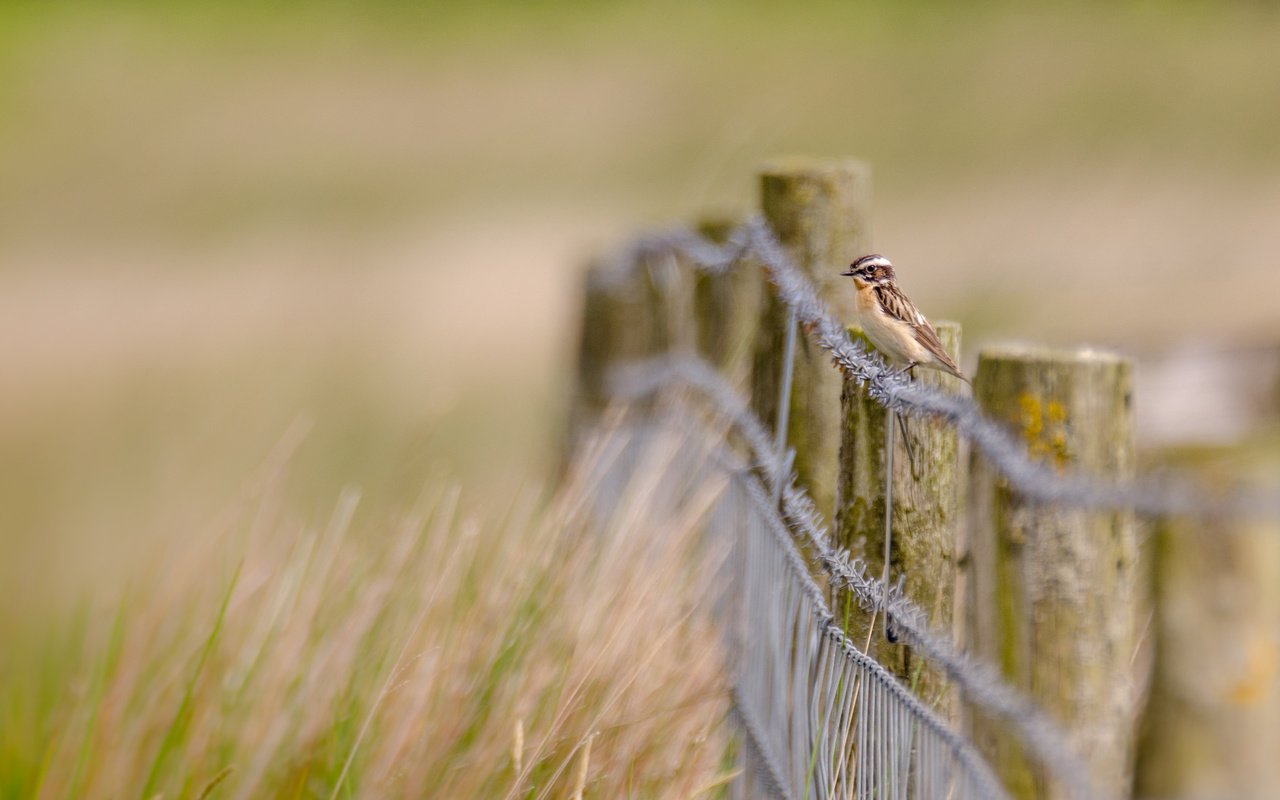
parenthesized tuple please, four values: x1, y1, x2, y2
(196, 766, 235, 800)
(570, 733, 593, 800)
(11, 420, 732, 798)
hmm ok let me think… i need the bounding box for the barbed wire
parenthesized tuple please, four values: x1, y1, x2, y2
(599, 216, 1280, 520)
(571, 410, 1003, 797)
(611, 356, 1107, 800)
(733, 469, 1009, 800)
(588, 209, 1276, 799)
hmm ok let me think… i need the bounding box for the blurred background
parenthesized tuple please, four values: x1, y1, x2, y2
(4, 0, 1280, 653)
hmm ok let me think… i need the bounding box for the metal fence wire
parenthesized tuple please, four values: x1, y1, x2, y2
(614, 357, 1104, 800)
(726, 466, 1007, 800)
(575, 411, 1008, 800)
(597, 216, 1280, 521)
(577, 215, 1280, 799)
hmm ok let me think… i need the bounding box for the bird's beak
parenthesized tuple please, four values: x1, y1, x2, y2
(840, 268, 856, 277)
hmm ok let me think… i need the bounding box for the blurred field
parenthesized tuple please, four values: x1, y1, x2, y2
(3, 0, 1280, 795)
(1, 425, 733, 797)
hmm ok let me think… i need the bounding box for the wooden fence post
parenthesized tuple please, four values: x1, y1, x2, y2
(833, 322, 964, 704)
(568, 253, 696, 448)
(967, 345, 1138, 800)
(692, 216, 762, 387)
(751, 158, 872, 521)
(1134, 441, 1280, 799)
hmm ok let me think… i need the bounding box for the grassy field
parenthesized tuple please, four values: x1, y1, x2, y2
(3, 1, 1280, 796)
(2, 427, 735, 798)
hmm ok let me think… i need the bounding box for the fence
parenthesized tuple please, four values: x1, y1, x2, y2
(566, 158, 1280, 799)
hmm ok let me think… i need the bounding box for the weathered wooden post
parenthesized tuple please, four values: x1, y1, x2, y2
(568, 252, 696, 448)
(692, 215, 762, 387)
(833, 323, 964, 702)
(750, 158, 872, 520)
(966, 345, 1138, 800)
(1135, 441, 1280, 799)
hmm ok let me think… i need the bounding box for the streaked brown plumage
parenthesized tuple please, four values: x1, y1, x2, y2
(840, 254, 966, 382)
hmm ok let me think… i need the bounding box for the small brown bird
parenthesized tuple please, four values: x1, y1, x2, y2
(841, 254, 967, 383)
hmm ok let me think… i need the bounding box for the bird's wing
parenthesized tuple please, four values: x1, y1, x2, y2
(874, 283, 925, 328)
(912, 320, 965, 378)
(874, 284, 965, 379)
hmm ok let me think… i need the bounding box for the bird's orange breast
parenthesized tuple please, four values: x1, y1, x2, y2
(853, 283, 878, 314)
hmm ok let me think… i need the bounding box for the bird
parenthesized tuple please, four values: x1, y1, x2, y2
(840, 254, 967, 383)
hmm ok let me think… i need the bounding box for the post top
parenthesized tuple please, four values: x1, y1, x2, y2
(759, 156, 871, 180)
(979, 342, 1131, 367)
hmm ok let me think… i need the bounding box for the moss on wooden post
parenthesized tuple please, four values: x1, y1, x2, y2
(833, 322, 964, 705)
(1134, 437, 1280, 799)
(751, 158, 872, 521)
(967, 345, 1138, 800)
(692, 215, 762, 387)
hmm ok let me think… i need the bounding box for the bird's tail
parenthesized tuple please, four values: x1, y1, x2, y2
(935, 359, 971, 386)
(934, 356, 970, 386)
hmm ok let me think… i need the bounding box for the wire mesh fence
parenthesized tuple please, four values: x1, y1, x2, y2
(571, 206, 1280, 799)
(575, 409, 1008, 800)
(612, 357, 1103, 800)
(728, 467, 1007, 800)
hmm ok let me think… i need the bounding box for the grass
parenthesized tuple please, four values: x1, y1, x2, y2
(1, 425, 735, 798)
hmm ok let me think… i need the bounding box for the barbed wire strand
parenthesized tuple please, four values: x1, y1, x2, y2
(733, 466, 1008, 800)
(611, 356, 1107, 800)
(598, 216, 1280, 520)
(586, 411, 1002, 797)
(576, 413, 994, 797)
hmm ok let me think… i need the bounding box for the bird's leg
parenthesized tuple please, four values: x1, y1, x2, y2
(895, 411, 920, 479)
(890, 363, 923, 479)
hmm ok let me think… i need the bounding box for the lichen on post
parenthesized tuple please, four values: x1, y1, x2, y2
(966, 345, 1138, 800)
(750, 157, 872, 522)
(833, 321, 964, 707)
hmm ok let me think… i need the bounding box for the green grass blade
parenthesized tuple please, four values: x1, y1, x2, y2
(139, 561, 243, 799)
(65, 588, 131, 798)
